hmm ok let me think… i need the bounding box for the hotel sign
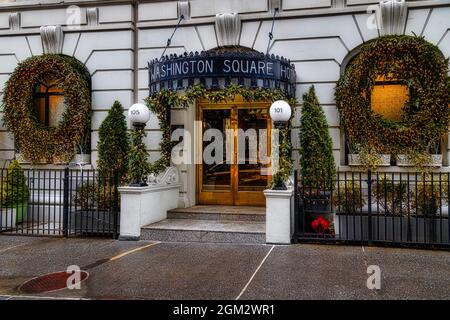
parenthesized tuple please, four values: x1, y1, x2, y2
(148, 51, 296, 96)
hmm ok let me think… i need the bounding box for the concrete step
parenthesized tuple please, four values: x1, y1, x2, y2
(167, 205, 265, 222)
(141, 218, 265, 244)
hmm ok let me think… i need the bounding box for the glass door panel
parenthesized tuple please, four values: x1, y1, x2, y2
(237, 108, 269, 192)
(201, 109, 231, 191)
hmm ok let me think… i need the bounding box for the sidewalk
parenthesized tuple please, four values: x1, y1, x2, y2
(0, 235, 449, 300)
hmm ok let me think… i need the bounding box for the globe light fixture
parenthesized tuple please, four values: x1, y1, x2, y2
(269, 100, 292, 190)
(269, 100, 292, 124)
(128, 103, 151, 129)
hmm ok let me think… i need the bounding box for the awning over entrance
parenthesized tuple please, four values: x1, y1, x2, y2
(148, 49, 296, 97)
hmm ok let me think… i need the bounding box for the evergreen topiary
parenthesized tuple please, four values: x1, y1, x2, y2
(127, 129, 151, 186)
(1, 160, 28, 205)
(299, 86, 336, 189)
(97, 101, 130, 181)
(1, 160, 29, 224)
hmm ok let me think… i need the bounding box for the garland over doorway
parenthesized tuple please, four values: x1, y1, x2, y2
(145, 84, 296, 186)
(336, 35, 450, 156)
(2, 54, 91, 163)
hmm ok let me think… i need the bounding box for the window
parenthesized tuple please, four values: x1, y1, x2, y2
(370, 76, 409, 121)
(33, 80, 65, 127)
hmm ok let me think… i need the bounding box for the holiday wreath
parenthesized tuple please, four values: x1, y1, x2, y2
(336, 35, 450, 155)
(2, 54, 91, 163)
(145, 84, 296, 186)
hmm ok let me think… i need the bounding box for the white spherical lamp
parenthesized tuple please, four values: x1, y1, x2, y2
(128, 103, 151, 126)
(269, 100, 292, 123)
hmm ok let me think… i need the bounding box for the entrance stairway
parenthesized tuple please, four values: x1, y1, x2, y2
(141, 206, 266, 244)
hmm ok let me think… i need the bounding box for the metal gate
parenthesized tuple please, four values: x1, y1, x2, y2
(0, 168, 119, 238)
(294, 170, 450, 249)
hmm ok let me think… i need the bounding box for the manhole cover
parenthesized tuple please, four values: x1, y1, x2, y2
(19, 271, 89, 294)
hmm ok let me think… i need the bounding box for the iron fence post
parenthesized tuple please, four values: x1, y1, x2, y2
(367, 170, 372, 244)
(293, 170, 298, 243)
(113, 169, 120, 239)
(62, 167, 70, 238)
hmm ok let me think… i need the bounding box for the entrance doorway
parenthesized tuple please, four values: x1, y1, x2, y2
(196, 97, 271, 206)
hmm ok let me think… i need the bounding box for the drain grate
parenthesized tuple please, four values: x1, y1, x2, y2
(19, 271, 88, 294)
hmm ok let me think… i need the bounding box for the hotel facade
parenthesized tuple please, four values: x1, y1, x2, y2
(0, 0, 449, 245)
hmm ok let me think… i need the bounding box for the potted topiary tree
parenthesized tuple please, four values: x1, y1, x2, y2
(97, 100, 130, 182)
(72, 100, 129, 234)
(1, 160, 29, 229)
(299, 86, 336, 234)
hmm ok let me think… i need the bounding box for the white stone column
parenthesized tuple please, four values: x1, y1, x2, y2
(264, 188, 294, 244)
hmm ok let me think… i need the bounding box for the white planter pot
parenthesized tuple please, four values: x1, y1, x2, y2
(397, 154, 442, 167)
(348, 154, 391, 166)
(0, 208, 16, 231)
(430, 154, 443, 167)
(72, 154, 91, 165)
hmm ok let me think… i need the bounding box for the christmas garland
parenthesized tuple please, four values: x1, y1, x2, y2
(336, 35, 450, 155)
(2, 54, 91, 163)
(145, 84, 296, 185)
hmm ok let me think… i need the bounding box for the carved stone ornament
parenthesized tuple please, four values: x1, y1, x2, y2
(215, 13, 241, 47)
(147, 167, 180, 185)
(9, 12, 20, 30)
(178, 1, 190, 19)
(87, 8, 99, 26)
(379, 0, 407, 35)
(40, 25, 64, 54)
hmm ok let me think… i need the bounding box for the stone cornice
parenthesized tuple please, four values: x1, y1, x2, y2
(1, 0, 449, 12)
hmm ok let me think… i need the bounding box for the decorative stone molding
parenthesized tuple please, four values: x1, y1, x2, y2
(379, 0, 407, 35)
(215, 13, 241, 47)
(9, 12, 20, 30)
(333, 0, 345, 9)
(40, 25, 63, 54)
(86, 8, 99, 26)
(148, 166, 179, 185)
(269, 0, 281, 12)
(178, 1, 190, 19)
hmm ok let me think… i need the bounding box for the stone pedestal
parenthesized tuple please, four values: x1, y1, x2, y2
(118, 167, 180, 240)
(264, 188, 294, 244)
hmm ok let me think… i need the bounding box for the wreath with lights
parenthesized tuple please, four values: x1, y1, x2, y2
(145, 84, 296, 186)
(336, 35, 450, 155)
(2, 54, 91, 163)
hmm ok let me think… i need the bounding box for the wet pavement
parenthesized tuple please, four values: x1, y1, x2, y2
(0, 235, 449, 300)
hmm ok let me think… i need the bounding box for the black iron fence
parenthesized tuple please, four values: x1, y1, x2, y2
(294, 170, 450, 249)
(0, 168, 119, 238)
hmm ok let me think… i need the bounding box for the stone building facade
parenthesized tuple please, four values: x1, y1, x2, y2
(0, 0, 449, 208)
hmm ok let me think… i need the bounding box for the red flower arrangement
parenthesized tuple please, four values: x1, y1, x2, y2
(311, 215, 331, 234)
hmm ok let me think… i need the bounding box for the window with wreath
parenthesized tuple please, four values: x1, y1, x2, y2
(4, 54, 92, 164)
(338, 36, 450, 169)
(343, 74, 414, 164)
(343, 75, 444, 165)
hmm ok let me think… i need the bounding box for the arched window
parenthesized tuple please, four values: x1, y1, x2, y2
(33, 80, 66, 127)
